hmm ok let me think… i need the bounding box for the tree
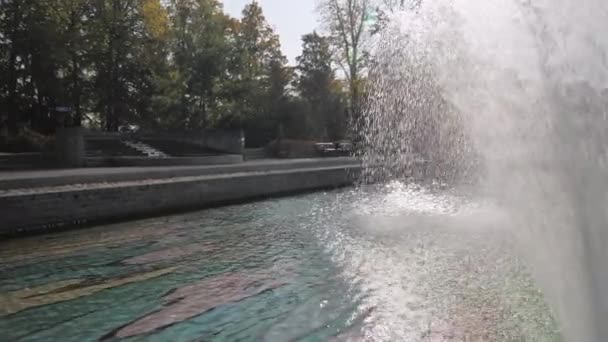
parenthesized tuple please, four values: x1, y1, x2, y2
(2, 0, 350, 151)
(205, 15, 243, 127)
(0, 0, 90, 133)
(296, 32, 346, 139)
(89, 0, 169, 131)
(135, 0, 170, 127)
(160, 0, 233, 129)
(318, 0, 372, 125)
(52, 0, 95, 126)
(378, 0, 422, 12)
(234, 1, 289, 146)
(266, 60, 292, 130)
(238, 2, 285, 77)
(0, 0, 38, 135)
(372, 0, 423, 34)
(90, 0, 133, 130)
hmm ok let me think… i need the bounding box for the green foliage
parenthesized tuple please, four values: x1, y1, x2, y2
(90, 0, 169, 130)
(158, 0, 233, 129)
(296, 32, 347, 140)
(318, 0, 372, 124)
(0, 0, 75, 133)
(234, 1, 291, 146)
(0, 0, 348, 146)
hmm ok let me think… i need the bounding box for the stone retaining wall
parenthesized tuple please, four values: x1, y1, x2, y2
(85, 155, 243, 168)
(0, 165, 360, 237)
(0, 158, 360, 190)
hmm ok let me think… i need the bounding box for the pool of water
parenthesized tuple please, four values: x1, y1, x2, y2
(0, 183, 559, 341)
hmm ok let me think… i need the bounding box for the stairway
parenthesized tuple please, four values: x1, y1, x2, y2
(122, 140, 168, 158)
(85, 138, 145, 158)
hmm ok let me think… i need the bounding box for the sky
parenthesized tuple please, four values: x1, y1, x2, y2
(223, 0, 320, 65)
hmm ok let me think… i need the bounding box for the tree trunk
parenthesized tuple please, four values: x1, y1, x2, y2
(105, 0, 119, 132)
(5, 1, 22, 137)
(70, 53, 82, 127)
(199, 96, 208, 129)
(349, 65, 359, 126)
(70, 10, 82, 127)
(6, 48, 18, 136)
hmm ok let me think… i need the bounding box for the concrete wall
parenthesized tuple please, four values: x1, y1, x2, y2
(85, 155, 243, 168)
(85, 129, 244, 156)
(0, 158, 360, 190)
(0, 153, 56, 170)
(84, 131, 122, 139)
(0, 165, 360, 236)
(267, 140, 349, 159)
(138, 129, 244, 155)
(204, 129, 244, 154)
(55, 127, 85, 167)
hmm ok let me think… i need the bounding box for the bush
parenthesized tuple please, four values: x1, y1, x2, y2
(0, 128, 54, 153)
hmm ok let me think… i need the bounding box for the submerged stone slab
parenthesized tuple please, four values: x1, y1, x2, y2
(103, 270, 287, 339)
(0, 267, 177, 316)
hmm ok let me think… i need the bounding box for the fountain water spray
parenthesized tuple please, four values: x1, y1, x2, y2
(359, 1, 608, 341)
(358, 2, 476, 183)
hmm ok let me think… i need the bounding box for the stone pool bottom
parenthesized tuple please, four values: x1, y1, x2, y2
(0, 183, 559, 341)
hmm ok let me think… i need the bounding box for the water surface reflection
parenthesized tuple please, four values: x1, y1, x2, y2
(0, 183, 557, 341)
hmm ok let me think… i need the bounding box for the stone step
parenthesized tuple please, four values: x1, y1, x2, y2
(85, 138, 145, 157)
(122, 140, 168, 158)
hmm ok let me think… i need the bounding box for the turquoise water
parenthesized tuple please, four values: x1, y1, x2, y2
(0, 183, 559, 341)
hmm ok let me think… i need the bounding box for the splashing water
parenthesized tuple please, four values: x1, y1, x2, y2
(360, 1, 608, 341)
